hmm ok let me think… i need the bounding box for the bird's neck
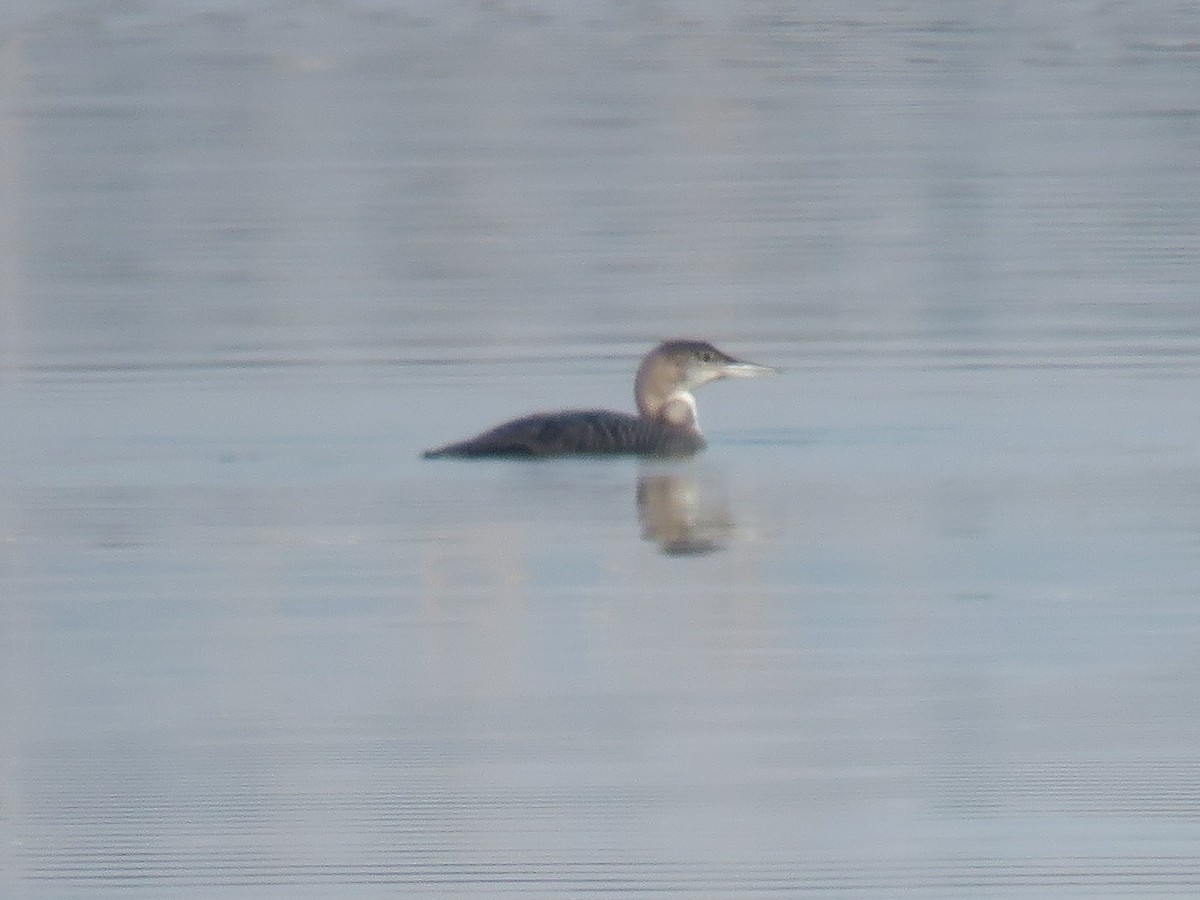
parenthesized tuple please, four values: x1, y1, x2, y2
(638, 377, 699, 430)
(657, 392, 699, 430)
(636, 354, 688, 421)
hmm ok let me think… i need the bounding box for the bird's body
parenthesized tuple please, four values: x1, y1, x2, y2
(422, 340, 775, 459)
(422, 409, 706, 459)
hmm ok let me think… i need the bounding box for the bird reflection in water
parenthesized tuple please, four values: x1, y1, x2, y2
(636, 470, 735, 556)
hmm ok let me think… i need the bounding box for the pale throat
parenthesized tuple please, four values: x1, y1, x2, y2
(658, 391, 699, 430)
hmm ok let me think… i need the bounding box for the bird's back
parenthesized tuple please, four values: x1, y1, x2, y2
(422, 410, 705, 459)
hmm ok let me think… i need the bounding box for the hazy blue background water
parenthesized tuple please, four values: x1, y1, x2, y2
(3, 1, 1200, 897)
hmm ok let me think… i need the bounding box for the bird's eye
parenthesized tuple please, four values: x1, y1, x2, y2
(701, 351, 713, 362)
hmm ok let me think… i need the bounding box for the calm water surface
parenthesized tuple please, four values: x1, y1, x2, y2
(3, 2, 1200, 897)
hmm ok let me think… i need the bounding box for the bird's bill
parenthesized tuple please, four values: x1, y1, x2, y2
(718, 359, 778, 378)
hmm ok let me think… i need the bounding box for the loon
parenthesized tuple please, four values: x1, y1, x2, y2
(422, 340, 776, 459)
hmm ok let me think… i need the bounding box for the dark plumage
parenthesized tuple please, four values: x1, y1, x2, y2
(422, 410, 705, 459)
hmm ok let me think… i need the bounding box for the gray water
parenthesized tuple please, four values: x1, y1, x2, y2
(4, 2, 1200, 897)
